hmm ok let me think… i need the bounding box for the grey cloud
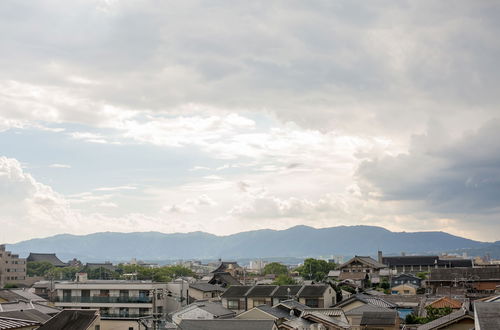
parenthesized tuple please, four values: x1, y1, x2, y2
(357, 120, 500, 214)
(0, 1, 499, 136)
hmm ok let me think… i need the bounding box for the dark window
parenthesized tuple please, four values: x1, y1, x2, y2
(305, 299, 319, 308)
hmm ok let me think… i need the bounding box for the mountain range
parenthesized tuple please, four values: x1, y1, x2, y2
(6, 225, 497, 263)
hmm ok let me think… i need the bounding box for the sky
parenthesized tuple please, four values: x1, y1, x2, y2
(1, 0, 500, 243)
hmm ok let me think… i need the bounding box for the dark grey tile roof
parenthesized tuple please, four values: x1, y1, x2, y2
(275, 299, 309, 312)
(0, 300, 61, 315)
(189, 283, 225, 292)
(297, 285, 329, 297)
(37, 310, 99, 330)
(474, 302, 500, 330)
(192, 301, 235, 317)
(437, 259, 473, 267)
(178, 319, 275, 330)
(360, 311, 398, 326)
(246, 286, 277, 297)
(344, 304, 394, 316)
(272, 285, 302, 297)
(0, 290, 25, 303)
(429, 267, 500, 281)
(221, 285, 252, 298)
(209, 272, 242, 286)
(301, 312, 350, 329)
(340, 256, 386, 269)
(0, 309, 51, 323)
(383, 256, 439, 267)
(255, 305, 294, 320)
(336, 294, 396, 309)
(0, 316, 40, 329)
(27, 253, 66, 267)
(417, 308, 473, 330)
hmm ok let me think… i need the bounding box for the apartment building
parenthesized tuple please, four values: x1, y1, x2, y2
(54, 274, 170, 330)
(0, 244, 27, 288)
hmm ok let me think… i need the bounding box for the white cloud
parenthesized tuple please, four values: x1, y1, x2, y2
(49, 163, 71, 168)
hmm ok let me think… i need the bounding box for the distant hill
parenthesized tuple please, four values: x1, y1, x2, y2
(7, 225, 490, 262)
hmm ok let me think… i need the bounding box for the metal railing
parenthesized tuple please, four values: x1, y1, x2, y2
(56, 296, 152, 304)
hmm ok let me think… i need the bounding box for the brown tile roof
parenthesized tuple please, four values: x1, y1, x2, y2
(427, 296, 462, 309)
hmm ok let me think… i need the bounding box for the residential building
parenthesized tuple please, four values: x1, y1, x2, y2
(188, 283, 225, 302)
(336, 256, 387, 287)
(170, 300, 235, 325)
(221, 284, 335, 312)
(390, 273, 422, 287)
(359, 310, 399, 330)
(391, 283, 418, 295)
(26, 253, 66, 267)
(54, 277, 170, 330)
(0, 245, 27, 288)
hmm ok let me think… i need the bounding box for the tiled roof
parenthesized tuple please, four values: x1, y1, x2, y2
(301, 312, 350, 329)
(300, 308, 344, 317)
(474, 302, 500, 330)
(0, 291, 25, 303)
(209, 272, 242, 286)
(27, 253, 66, 267)
(0, 316, 40, 329)
(189, 283, 225, 292)
(178, 319, 276, 330)
(221, 285, 252, 298)
(360, 311, 397, 326)
(0, 300, 61, 315)
(383, 256, 439, 267)
(255, 305, 295, 320)
(339, 256, 386, 269)
(336, 294, 396, 309)
(0, 309, 51, 323)
(37, 309, 99, 330)
(297, 285, 329, 297)
(275, 299, 309, 312)
(192, 301, 235, 317)
(426, 296, 462, 309)
(272, 285, 302, 297)
(428, 267, 500, 281)
(418, 308, 473, 330)
(246, 286, 277, 297)
(344, 304, 394, 316)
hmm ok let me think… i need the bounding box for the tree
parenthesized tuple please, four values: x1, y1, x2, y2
(416, 272, 429, 280)
(273, 274, 296, 285)
(263, 262, 289, 275)
(27, 261, 55, 277)
(294, 258, 336, 282)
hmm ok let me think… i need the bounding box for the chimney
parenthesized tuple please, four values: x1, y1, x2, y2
(378, 251, 383, 263)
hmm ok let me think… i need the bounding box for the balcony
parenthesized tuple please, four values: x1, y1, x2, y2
(56, 296, 152, 304)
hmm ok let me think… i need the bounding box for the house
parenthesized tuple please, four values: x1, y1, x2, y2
(37, 309, 101, 330)
(26, 253, 66, 267)
(54, 278, 170, 330)
(474, 301, 500, 330)
(391, 273, 422, 287)
(425, 296, 463, 311)
(334, 293, 396, 312)
(188, 283, 225, 301)
(221, 285, 335, 312)
(391, 283, 418, 295)
(170, 300, 235, 325)
(0, 245, 27, 288)
(427, 267, 500, 294)
(178, 319, 278, 330)
(236, 304, 296, 321)
(344, 304, 395, 328)
(337, 256, 387, 287)
(0, 316, 40, 330)
(417, 308, 474, 330)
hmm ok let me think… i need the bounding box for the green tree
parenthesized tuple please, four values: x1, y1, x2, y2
(263, 262, 289, 275)
(294, 258, 336, 282)
(273, 274, 296, 285)
(416, 272, 429, 280)
(27, 261, 55, 277)
(425, 306, 452, 321)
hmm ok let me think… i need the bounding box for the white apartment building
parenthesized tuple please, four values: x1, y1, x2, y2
(54, 274, 171, 329)
(0, 244, 27, 288)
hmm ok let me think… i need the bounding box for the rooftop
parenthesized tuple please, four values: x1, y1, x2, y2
(178, 319, 276, 330)
(37, 309, 99, 330)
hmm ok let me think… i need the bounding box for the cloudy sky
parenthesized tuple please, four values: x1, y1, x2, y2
(1, 0, 499, 243)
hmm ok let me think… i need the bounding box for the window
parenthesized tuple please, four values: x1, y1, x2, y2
(305, 299, 319, 308)
(252, 299, 268, 307)
(119, 307, 129, 317)
(227, 300, 239, 309)
(95, 326, 100, 330)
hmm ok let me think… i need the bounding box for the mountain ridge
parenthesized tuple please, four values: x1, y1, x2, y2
(6, 225, 490, 262)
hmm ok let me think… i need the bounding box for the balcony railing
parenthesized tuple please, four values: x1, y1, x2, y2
(101, 313, 152, 319)
(56, 296, 152, 304)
